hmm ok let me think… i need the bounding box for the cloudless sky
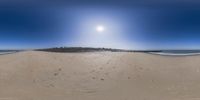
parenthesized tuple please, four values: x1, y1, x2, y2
(0, 1, 200, 50)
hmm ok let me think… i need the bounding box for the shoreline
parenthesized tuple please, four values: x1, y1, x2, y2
(2, 50, 200, 57)
(148, 52, 200, 56)
(0, 51, 19, 55)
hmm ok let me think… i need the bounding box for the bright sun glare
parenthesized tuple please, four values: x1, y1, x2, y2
(96, 25, 105, 32)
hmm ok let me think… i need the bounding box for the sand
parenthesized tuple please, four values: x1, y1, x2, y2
(0, 51, 200, 100)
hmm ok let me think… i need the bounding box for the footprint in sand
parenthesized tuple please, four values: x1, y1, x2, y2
(92, 77, 96, 79)
(54, 72, 59, 76)
(100, 78, 104, 81)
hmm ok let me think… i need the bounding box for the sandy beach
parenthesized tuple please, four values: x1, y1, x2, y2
(0, 51, 200, 100)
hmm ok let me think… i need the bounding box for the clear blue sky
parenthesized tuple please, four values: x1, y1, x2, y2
(0, 1, 200, 50)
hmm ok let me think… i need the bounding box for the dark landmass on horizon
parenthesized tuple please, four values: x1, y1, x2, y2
(36, 47, 161, 53)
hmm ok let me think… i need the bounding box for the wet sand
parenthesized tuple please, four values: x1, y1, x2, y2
(0, 51, 200, 100)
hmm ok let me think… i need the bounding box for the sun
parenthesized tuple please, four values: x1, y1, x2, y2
(96, 25, 105, 32)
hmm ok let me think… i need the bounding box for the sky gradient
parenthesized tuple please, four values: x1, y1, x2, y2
(0, 1, 200, 50)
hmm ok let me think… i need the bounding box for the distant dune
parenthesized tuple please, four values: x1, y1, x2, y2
(0, 51, 200, 100)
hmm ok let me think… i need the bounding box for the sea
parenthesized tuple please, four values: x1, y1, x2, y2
(149, 50, 200, 56)
(0, 50, 18, 55)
